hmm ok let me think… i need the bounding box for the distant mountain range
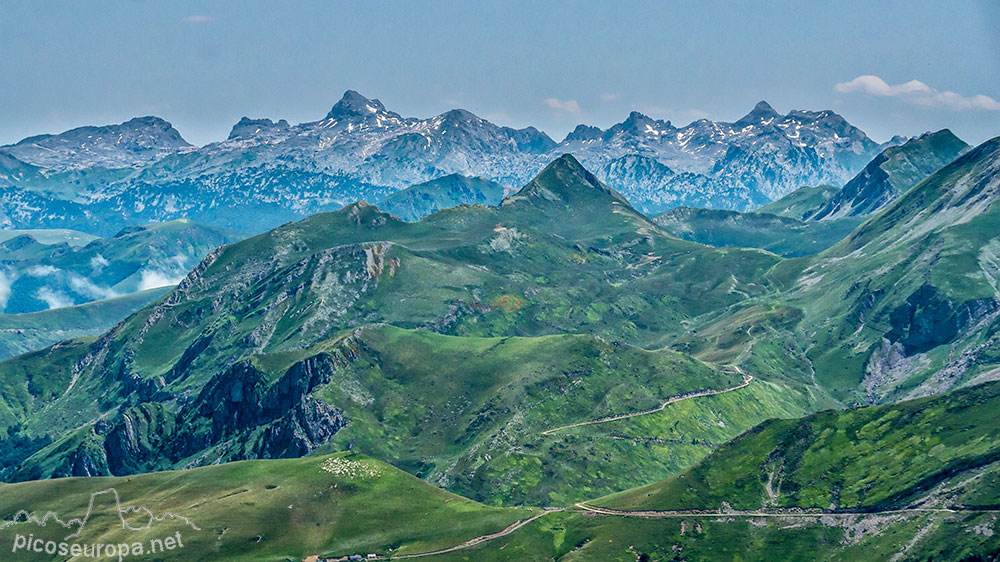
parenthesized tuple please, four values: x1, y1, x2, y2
(0, 91, 902, 234)
(2, 117, 192, 171)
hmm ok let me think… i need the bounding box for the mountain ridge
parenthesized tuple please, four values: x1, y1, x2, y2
(805, 129, 970, 221)
(0, 91, 895, 234)
(1, 117, 192, 171)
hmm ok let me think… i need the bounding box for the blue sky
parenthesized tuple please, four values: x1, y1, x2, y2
(1, 0, 997, 146)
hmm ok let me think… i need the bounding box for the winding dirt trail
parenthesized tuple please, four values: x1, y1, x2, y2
(573, 502, 1000, 519)
(390, 509, 559, 559)
(541, 369, 753, 436)
(377, 499, 1000, 559)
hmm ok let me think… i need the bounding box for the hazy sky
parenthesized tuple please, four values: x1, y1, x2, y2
(1, 1, 998, 146)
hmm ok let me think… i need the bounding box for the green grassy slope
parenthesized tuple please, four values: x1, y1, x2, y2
(7, 385, 999, 562)
(0, 452, 534, 561)
(11, 154, 780, 416)
(755, 184, 839, 218)
(0, 287, 169, 359)
(651, 131, 969, 259)
(0, 146, 997, 559)
(533, 376, 818, 501)
(806, 129, 969, 221)
(0, 156, 813, 505)
(654, 206, 862, 257)
(8, 324, 793, 506)
(377, 173, 509, 221)
(317, 326, 749, 505)
(679, 136, 1000, 405)
(792, 136, 1000, 402)
(430, 382, 1000, 562)
(599, 380, 1000, 512)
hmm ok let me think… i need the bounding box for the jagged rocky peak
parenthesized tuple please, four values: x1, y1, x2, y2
(326, 90, 392, 119)
(429, 107, 556, 152)
(624, 110, 667, 128)
(787, 109, 856, 135)
(227, 116, 291, 140)
(564, 124, 603, 142)
(537, 153, 601, 183)
(508, 125, 557, 153)
(882, 134, 910, 148)
(735, 100, 781, 125)
(603, 111, 673, 139)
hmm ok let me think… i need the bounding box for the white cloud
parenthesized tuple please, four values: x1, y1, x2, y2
(599, 93, 621, 102)
(182, 15, 215, 24)
(135, 255, 191, 291)
(544, 98, 581, 114)
(836, 75, 1000, 111)
(36, 287, 73, 310)
(90, 254, 109, 273)
(26, 265, 60, 277)
(138, 269, 185, 291)
(0, 270, 11, 311)
(68, 275, 119, 301)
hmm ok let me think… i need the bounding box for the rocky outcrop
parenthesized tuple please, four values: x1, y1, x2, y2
(250, 396, 347, 458)
(861, 339, 931, 403)
(192, 361, 270, 439)
(101, 403, 176, 475)
(887, 285, 998, 354)
(49, 433, 112, 479)
(10, 347, 353, 480)
(178, 352, 349, 462)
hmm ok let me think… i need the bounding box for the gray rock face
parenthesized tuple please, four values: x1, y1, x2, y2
(228, 117, 291, 140)
(1, 117, 192, 170)
(11, 351, 351, 480)
(251, 396, 347, 459)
